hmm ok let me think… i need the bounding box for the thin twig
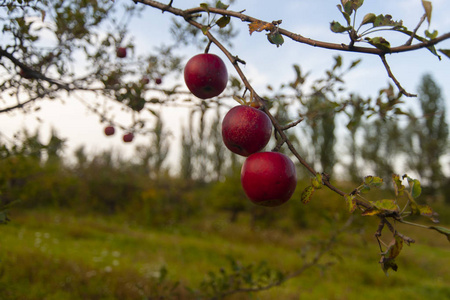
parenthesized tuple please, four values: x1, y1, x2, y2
(281, 118, 304, 130)
(405, 13, 427, 46)
(380, 55, 417, 97)
(383, 217, 415, 245)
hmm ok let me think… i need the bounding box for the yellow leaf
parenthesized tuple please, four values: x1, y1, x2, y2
(361, 207, 380, 216)
(344, 194, 357, 213)
(248, 20, 274, 35)
(373, 199, 399, 212)
(422, 0, 432, 25)
(301, 186, 315, 204)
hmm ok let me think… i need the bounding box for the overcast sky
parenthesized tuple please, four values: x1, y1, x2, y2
(1, 0, 449, 169)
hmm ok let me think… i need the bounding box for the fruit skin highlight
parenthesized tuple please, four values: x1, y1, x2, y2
(241, 152, 297, 207)
(184, 53, 228, 99)
(222, 105, 272, 157)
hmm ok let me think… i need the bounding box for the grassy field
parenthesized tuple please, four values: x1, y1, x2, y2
(1, 207, 449, 300)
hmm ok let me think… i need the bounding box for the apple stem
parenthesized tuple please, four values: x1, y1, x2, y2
(204, 40, 212, 54)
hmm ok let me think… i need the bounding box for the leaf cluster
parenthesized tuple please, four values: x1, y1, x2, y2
(194, 256, 285, 299)
(343, 174, 449, 275)
(330, 0, 449, 59)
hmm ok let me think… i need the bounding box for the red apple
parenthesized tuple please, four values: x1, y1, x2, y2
(241, 152, 297, 207)
(155, 77, 162, 85)
(184, 53, 228, 99)
(116, 47, 127, 58)
(123, 132, 134, 143)
(222, 105, 272, 157)
(104, 126, 115, 136)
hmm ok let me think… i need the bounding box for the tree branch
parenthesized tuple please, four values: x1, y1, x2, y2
(136, 0, 450, 55)
(405, 13, 427, 46)
(0, 47, 71, 91)
(135, 0, 379, 211)
(380, 55, 416, 97)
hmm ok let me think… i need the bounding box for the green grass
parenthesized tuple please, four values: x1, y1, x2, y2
(1, 208, 449, 299)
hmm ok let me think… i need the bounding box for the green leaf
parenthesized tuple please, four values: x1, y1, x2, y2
(418, 205, 439, 223)
(380, 234, 403, 276)
(215, 1, 229, 10)
(439, 49, 450, 59)
(361, 12, 376, 26)
(201, 25, 209, 35)
(427, 46, 441, 60)
(353, 0, 364, 11)
(371, 176, 383, 188)
(411, 179, 422, 198)
(394, 27, 441, 59)
(361, 207, 380, 216)
(364, 175, 383, 188)
(344, 194, 357, 213)
(301, 186, 315, 204)
(349, 58, 361, 69)
(200, 3, 209, 12)
(380, 256, 398, 276)
(392, 174, 405, 197)
(333, 55, 342, 70)
(330, 21, 352, 33)
(0, 211, 10, 224)
(425, 29, 438, 39)
(340, 0, 363, 15)
(341, 0, 354, 15)
(386, 234, 403, 259)
(267, 31, 284, 47)
(311, 173, 323, 189)
(422, 0, 432, 25)
(365, 37, 391, 52)
(337, 4, 351, 25)
(216, 16, 230, 28)
(407, 192, 421, 216)
(360, 184, 371, 194)
(372, 199, 399, 212)
(364, 175, 373, 185)
(429, 226, 450, 242)
(373, 14, 403, 28)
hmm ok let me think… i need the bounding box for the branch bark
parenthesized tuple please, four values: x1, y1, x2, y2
(136, 0, 450, 55)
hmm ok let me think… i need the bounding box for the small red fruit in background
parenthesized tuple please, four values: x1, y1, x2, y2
(155, 77, 162, 85)
(19, 68, 33, 79)
(184, 53, 228, 99)
(116, 47, 127, 58)
(222, 105, 272, 157)
(123, 132, 134, 143)
(104, 126, 115, 136)
(241, 152, 297, 207)
(141, 76, 150, 85)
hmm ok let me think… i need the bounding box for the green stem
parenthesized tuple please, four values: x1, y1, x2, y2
(397, 219, 430, 229)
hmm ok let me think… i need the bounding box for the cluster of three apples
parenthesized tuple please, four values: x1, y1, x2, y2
(184, 53, 297, 207)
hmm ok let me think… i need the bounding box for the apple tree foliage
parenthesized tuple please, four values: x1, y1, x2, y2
(1, 0, 450, 290)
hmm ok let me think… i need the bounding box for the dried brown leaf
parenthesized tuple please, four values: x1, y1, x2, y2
(248, 20, 274, 35)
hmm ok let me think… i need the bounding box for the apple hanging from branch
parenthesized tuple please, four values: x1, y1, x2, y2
(184, 53, 228, 99)
(241, 152, 297, 207)
(222, 105, 272, 157)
